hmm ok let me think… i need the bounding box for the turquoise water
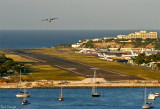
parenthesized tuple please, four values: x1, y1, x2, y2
(0, 88, 160, 109)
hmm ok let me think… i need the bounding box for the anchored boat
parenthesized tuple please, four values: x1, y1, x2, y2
(59, 84, 64, 101)
(16, 69, 31, 98)
(22, 97, 30, 105)
(16, 89, 31, 98)
(142, 86, 152, 109)
(91, 68, 100, 97)
(148, 92, 155, 100)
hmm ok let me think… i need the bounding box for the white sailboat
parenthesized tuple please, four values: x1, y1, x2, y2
(16, 70, 30, 98)
(16, 88, 31, 98)
(142, 86, 152, 109)
(91, 68, 100, 97)
(148, 92, 155, 100)
(59, 85, 64, 101)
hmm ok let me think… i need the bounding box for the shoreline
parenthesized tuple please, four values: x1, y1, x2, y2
(1, 80, 160, 89)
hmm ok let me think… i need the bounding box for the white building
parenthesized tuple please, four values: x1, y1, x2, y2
(71, 44, 80, 48)
(117, 31, 157, 39)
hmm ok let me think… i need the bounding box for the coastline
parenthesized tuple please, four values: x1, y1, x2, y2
(1, 80, 160, 89)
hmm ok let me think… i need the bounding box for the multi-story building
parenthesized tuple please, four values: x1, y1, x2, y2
(117, 31, 157, 39)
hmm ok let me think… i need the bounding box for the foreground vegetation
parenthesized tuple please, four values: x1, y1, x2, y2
(32, 47, 160, 80)
(0, 54, 25, 76)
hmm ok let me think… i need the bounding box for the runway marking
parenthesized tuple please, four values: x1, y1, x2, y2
(52, 55, 127, 76)
(54, 65, 124, 77)
(54, 65, 89, 77)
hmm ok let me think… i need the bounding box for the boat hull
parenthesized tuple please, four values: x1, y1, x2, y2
(142, 104, 150, 109)
(59, 97, 64, 101)
(16, 94, 31, 98)
(22, 100, 30, 105)
(92, 93, 100, 97)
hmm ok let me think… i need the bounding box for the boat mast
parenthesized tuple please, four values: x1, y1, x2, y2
(91, 68, 98, 94)
(144, 86, 147, 104)
(20, 69, 21, 91)
(60, 86, 63, 97)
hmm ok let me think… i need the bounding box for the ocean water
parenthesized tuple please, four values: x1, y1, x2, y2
(0, 88, 160, 109)
(0, 30, 159, 49)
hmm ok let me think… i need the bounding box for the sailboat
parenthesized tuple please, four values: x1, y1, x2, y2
(16, 70, 30, 98)
(91, 68, 100, 97)
(59, 85, 64, 101)
(142, 86, 152, 109)
(16, 88, 31, 98)
(148, 92, 155, 100)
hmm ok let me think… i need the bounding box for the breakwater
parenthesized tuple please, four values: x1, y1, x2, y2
(1, 80, 160, 89)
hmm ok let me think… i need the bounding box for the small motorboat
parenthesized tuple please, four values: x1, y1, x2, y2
(92, 93, 100, 97)
(155, 92, 159, 97)
(22, 97, 30, 105)
(22, 100, 29, 105)
(59, 96, 64, 101)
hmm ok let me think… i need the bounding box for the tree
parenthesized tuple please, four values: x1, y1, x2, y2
(156, 63, 160, 70)
(133, 38, 142, 48)
(135, 53, 146, 65)
(0, 66, 7, 76)
(0, 54, 25, 76)
(83, 40, 94, 48)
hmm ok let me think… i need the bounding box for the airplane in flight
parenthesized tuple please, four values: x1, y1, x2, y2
(41, 18, 58, 22)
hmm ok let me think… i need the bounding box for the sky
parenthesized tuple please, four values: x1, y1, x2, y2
(0, 0, 160, 30)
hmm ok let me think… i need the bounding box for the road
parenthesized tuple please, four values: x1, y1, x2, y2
(3, 49, 143, 80)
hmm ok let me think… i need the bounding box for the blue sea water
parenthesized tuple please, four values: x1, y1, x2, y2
(0, 30, 159, 49)
(0, 88, 160, 109)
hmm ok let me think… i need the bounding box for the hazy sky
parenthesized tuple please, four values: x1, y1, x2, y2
(0, 0, 160, 30)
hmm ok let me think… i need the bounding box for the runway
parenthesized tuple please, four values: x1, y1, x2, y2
(3, 49, 143, 80)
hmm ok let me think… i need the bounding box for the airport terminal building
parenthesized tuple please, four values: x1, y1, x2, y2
(117, 31, 157, 39)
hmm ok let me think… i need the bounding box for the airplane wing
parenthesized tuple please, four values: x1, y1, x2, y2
(41, 19, 48, 21)
(51, 18, 58, 20)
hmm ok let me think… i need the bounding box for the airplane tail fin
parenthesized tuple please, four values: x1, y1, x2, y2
(117, 47, 121, 51)
(107, 48, 110, 51)
(131, 50, 134, 55)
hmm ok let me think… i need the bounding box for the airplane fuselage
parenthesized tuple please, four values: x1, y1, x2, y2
(48, 19, 51, 22)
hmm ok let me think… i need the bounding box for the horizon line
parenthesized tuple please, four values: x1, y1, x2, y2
(0, 29, 160, 31)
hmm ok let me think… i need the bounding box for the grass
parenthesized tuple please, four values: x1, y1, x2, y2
(0, 50, 5, 54)
(22, 64, 86, 81)
(31, 47, 160, 80)
(6, 54, 36, 62)
(2, 50, 86, 81)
